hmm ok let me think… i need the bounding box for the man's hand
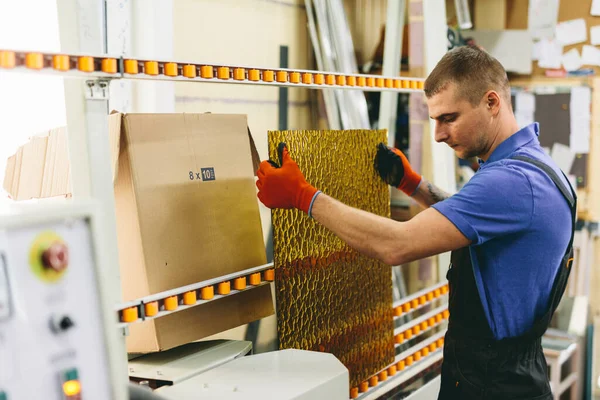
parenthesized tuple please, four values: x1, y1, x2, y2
(374, 143, 422, 195)
(256, 143, 321, 215)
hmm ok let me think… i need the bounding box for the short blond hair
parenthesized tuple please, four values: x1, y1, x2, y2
(424, 46, 510, 106)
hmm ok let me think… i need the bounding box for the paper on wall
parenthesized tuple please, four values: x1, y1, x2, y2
(515, 92, 535, 129)
(592, 0, 600, 16)
(569, 86, 591, 153)
(532, 41, 542, 60)
(528, 0, 560, 40)
(550, 143, 576, 172)
(591, 25, 600, 45)
(582, 45, 600, 66)
(538, 38, 563, 69)
(555, 18, 587, 46)
(570, 86, 591, 117)
(562, 48, 583, 71)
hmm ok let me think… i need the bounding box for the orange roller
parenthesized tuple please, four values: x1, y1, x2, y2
(101, 58, 117, 74)
(144, 61, 158, 75)
(263, 70, 274, 82)
(376, 77, 384, 87)
(290, 71, 300, 83)
(426, 292, 434, 301)
(164, 296, 178, 311)
(183, 291, 197, 305)
(405, 329, 413, 339)
(182, 65, 196, 78)
(434, 289, 441, 298)
(411, 299, 419, 308)
(387, 365, 397, 376)
(418, 81, 425, 89)
(201, 286, 214, 300)
(25, 53, 44, 70)
(369, 376, 378, 387)
(248, 69, 260, 81)
(396, 360, 406, 371)
(366, 77, 375, 87)
(410, 80, 419, 89)
(350, 387, 359, 399)
(378, 371, 388, 381)
(52, 55, 70, 71)
(422, 347, 430, 357)
(385, 78, 393, 88)
(217, 66, 230, 79)
(218, 281, 231, 295)
(437, 338, 445, 348)
(346, 76, 356, 86)
(357, 76, 366, 86)
(200, 65, 214, 78)
(406, 356, 414, 366)
(302, 73, 312, 84)
(124, 59, 138, 74)
(359, 381, 369, 393)
(429, 343, 437, 352)
(276, 71, 288, 82)
(78, 56, 95, 72)
(394, 333, 404, 344)
(0, 51, 16, 68)
(421, 321, 428, 330)
(414, 351, 422, 361)
(435, 314, 443, 323)
(441, 285, 449, 294)
(264, 269, 275, 281)
(402, 303, 411, 313)
(393, 306, 402, 317)
(314, 74, 324, 84)
(413, 326, 421, 335)
(393, 79, 401, 89)
(249, 273, 261, 285)
(402, 80, 410, 89)
(428, 317, 436, 326)
(419, 295, 427, 305)
(325, 75, 335, 85)
(442, 309, 450, 319)
(336, 75, 346, 85)
(164, 62, 178, 76)
(233, 68, 245, 80)
(144, 302, 159, 317)
(233, 277, 246, 290)
(121, 307, 138, 323)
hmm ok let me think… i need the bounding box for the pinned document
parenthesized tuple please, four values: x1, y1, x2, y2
(538, 38, 563, 69)
(562, 48, 582, 71)
(582, 45, 600, 66)
(556, 19, 587, 46)
(528, 0, 560, 40)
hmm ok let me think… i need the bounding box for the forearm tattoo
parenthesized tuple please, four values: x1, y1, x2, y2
(427, 182, 449, 204)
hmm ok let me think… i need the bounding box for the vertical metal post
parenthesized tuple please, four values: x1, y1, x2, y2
(423, 0, 455, 277)
(378, 0, 406, 146)
(56, 1, 127, 399)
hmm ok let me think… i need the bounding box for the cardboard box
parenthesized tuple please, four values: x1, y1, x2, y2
(4, 113, 273, 353)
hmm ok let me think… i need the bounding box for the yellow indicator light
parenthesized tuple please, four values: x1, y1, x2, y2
(63, 380, 81, 397)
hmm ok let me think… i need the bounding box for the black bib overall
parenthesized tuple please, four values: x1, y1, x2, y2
(438, 156, 577, 400)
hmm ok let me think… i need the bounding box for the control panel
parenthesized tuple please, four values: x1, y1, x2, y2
(0, 204, 116, 400)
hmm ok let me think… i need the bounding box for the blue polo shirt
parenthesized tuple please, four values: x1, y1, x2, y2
(432, 123, 572, 340)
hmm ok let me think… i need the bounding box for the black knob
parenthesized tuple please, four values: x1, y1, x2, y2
(59, 316, 74, 331)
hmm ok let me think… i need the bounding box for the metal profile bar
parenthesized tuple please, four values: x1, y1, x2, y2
(116, 281, 271, 328)
(116, 262, 274, 311)
(394, 304, 448, 335)
(392, 281, 448, 309)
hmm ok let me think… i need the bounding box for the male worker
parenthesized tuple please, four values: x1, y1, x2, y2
(256, 46, 576, 399)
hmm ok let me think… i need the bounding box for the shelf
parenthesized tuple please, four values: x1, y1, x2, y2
(0, 49, 425, 93)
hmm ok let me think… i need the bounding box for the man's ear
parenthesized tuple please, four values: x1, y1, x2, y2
(486, 90, 501, 115)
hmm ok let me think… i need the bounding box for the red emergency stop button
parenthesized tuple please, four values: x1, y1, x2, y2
(42, 242, 69, 272)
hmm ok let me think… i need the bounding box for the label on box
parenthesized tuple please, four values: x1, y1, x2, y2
(188, 168, 216, 182)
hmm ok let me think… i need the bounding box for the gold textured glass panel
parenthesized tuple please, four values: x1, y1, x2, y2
(269, 129, 394, 387)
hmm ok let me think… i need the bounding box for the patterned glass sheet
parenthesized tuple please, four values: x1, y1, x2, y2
(269, 129, 394, 387)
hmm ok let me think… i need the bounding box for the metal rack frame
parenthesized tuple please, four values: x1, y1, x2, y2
(1, 1, 452, 399)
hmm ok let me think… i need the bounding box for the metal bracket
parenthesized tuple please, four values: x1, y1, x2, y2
(85, 79, 110, 100)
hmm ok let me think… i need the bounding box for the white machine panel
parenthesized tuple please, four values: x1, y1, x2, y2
(0, 207, 113, 400)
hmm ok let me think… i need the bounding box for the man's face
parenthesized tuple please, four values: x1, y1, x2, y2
(426, 83, 491, 160)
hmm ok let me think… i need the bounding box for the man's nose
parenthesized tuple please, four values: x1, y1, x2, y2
(434, 122, 448, 143)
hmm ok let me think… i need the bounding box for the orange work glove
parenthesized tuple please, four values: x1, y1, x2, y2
(374, 143, 422, 196)
(256, 143, 321, 216)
